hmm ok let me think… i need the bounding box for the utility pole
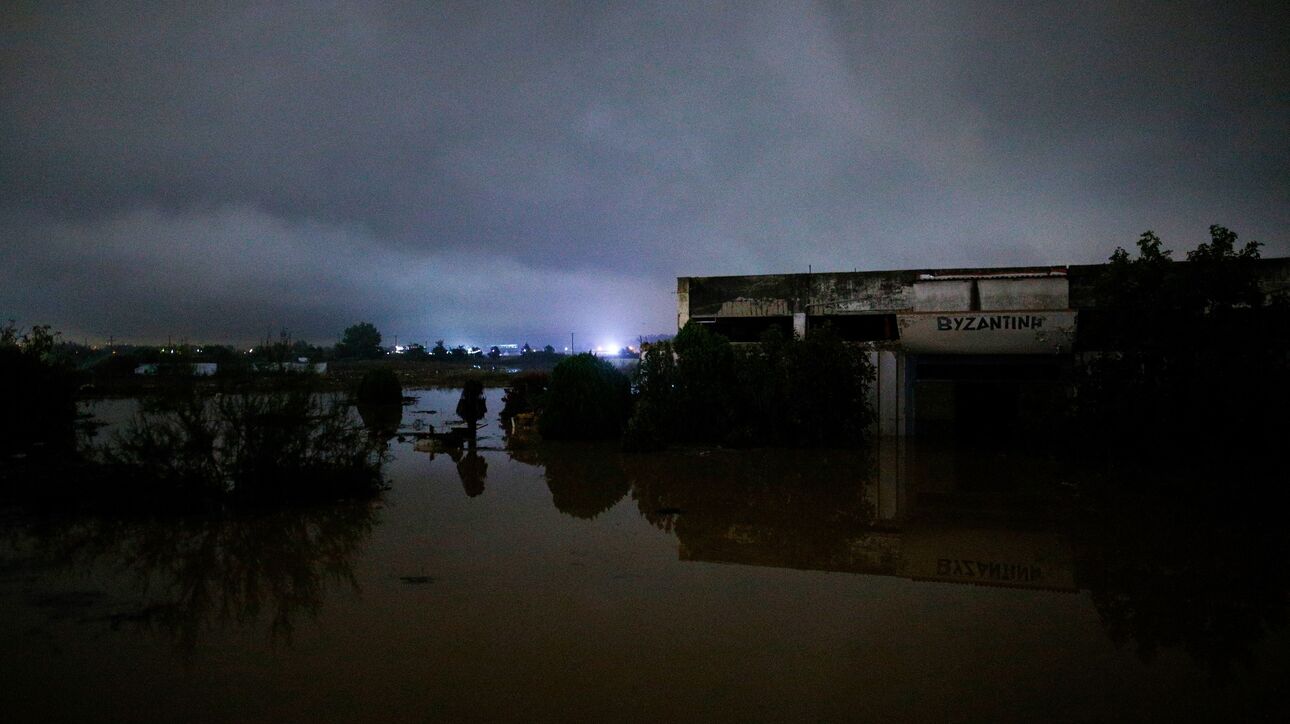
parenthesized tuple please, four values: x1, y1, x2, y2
(570, 331, 574, 353)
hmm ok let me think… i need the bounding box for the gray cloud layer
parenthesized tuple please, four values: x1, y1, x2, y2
(3, 1, 1287, 344)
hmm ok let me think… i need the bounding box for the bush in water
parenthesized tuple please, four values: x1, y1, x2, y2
(539, 354, 630, 441)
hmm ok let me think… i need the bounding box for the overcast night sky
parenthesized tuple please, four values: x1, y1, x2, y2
(2, 1, 1287, 348)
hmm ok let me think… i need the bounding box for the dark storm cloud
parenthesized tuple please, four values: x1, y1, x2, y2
(2, 1, 1287, 343)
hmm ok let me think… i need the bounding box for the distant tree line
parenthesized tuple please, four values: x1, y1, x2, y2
(38, 322, 568, 377)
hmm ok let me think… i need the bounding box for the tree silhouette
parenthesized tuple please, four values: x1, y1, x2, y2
(336, 322, 383, 359)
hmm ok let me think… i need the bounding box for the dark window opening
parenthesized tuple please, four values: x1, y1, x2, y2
(694, 316, 794, 343)
(813, 314, 898, 342)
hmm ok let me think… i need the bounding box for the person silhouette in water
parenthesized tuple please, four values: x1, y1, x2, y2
(456, 380, 487, 443)
(455, 380, 488, 496)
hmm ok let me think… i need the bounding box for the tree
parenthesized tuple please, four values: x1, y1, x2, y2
(1, 321, 79, 456)
(623, 322, 874, 450)
(622, 340, 679, 451)
(1183, 224, 1264, 316)
(290, 339, 325, 361)
(431, 339, 448, 357)
(521, 343, 533, 355)
(449, 345, 468, 359)
(1078, 225, 1285, 454)
(539, 354, 631, 440)
(336, 322, 383, 359)
(543, 345, 555, 354)
(672, 321, 737, 442)
(488, 346, 501, 360)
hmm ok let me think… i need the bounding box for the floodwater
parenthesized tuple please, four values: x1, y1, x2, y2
(1, 389, 1287, 722)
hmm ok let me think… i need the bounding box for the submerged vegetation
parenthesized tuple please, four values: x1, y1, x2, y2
(624, 322, 875, 451)
(538, 354, 631, 441)
(534, 323, 875, 451)
(101, 381, 387, 508)
(2, 372, 387, 512)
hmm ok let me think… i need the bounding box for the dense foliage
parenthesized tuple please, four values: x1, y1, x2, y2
(624, 322, 875, 451)
(1076, 225, 1288, 453)
(0, 322, 81, 457)
(538, 354, 631, 440)
(335, 322, 384, 359)
(500, 371, 549, 419)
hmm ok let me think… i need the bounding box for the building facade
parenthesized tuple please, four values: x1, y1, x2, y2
(678, 259, 1290, 436)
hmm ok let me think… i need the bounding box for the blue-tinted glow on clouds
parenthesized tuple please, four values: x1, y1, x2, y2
(2, 1, 1286, 344)
(2, 206, 664, 347)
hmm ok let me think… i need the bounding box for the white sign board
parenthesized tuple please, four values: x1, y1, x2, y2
(897, 310, 1076, 354)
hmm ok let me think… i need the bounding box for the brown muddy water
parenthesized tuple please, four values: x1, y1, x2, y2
(1, 389, 1287, 722)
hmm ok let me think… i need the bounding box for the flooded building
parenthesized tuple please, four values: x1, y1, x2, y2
(678, 259, 1290, 436)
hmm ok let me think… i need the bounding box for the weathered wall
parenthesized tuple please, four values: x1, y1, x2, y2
(682, 274, 809, 317)
(682, 258, 1290, 322)
(682, 266, 1074, 321)
(913, 280, 974, 312)
(978, 277, 1068, 310)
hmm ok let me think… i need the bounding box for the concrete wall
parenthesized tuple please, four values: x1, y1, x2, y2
(913, 280, 974, 311)
(681, 265, 1074, 321)
(978, 277, 1068, 310)
(683, 259, 1290, 323)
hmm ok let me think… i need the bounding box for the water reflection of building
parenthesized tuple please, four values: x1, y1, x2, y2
(629, 442, 1077, 592)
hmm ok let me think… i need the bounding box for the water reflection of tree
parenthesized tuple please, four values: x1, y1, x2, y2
(1076, 468, 1290, 679)
(626, 449, 879, 575)
(457, 451, 487, 497)
(507, 442, 630, 519)
(356, 403, 402, 441)
(17, 503, 378, 653)
(629, 448, 875, 530)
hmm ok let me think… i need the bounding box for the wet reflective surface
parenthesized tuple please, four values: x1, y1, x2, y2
(2, 389, 1288, 722)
